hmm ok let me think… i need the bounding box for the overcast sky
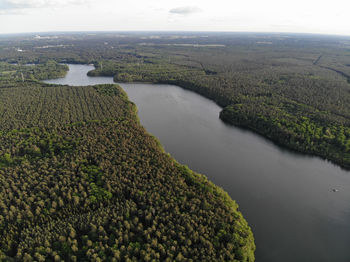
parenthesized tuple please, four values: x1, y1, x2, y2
(0, 0, 349, 35)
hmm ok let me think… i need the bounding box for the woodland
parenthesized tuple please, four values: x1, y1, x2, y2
(1, 31, 350, 261)
(0, 33, 260, 261)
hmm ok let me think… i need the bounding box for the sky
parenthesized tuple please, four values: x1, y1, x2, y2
(0, 0, 349, 35)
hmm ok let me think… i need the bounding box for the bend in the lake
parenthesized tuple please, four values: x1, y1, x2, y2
(44, 64, 350, 262)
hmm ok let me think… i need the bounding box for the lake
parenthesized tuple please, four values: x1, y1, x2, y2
(44, 64, 350, 262)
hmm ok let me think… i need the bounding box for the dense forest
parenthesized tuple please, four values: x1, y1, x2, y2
(0, 58, 255, 260)
(2, 32, 349, 167)
(85, 35, 350, 168)
(2, 32, 346, 168)
(1, 31, 350, 260)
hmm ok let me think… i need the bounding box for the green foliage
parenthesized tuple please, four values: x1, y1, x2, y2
(0, 83, 131, 131)
(0, 46, 255, 261)
(4, 32, 350, 261)
(4, 31, 350, 260)
(93, 84, 129, 100)
(87, 60, 205, 84)
(220, 99, 350, 168)
(81, 164, 112, 202)
(0, 60, 68, 81)
(83, 37, 350, 169)
(0, 153, 13, 167)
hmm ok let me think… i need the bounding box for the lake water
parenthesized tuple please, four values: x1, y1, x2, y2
(44, 64, 350, 262)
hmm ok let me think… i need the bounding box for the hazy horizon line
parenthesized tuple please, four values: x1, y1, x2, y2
(1, 30, 349, 38)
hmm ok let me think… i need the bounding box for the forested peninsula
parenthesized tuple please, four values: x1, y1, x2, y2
(0, 60, 255, 260)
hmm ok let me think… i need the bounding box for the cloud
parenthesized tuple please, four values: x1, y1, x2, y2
(169, 6, 201, 15)
(0, 9, 23, 15)
(0, 0, 92, 10)
(0, 0, 19, 9)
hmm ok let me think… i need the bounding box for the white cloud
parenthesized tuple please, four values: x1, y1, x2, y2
(169, 6, 201, 15)
(0, 0, 92, 10)
(0, 9, 22, 15)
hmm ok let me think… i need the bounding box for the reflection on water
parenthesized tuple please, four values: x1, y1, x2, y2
(44, 64, 350, 262)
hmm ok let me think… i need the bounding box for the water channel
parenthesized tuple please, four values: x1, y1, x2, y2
(44, 64, 350, 262)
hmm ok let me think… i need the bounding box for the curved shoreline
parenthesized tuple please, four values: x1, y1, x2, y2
(86, 66, 350, 171)
(41, 63, 350, 262)
(41, 73, 256, 260)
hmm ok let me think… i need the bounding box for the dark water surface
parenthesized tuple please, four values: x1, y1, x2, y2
(44, 64, 350, 262)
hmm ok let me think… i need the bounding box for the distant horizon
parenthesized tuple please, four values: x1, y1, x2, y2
(1, 30, 350, 38)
